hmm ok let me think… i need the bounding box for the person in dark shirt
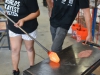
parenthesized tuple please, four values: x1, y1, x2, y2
(46, 0, 92, 53)
(5, 0, 40, 75)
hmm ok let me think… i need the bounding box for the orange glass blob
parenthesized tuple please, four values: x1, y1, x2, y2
(49, 61, 60, 69)
(48, 51, 60, 63)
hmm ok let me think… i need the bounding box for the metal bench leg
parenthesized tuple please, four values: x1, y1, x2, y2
(6, 23, 10, 50)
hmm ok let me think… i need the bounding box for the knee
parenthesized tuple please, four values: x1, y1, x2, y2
(26, 46, 34, 52)
(11, 47, 20, 55)
(51, 46, 62, 53)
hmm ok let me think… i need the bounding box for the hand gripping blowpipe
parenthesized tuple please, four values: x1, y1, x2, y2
(82, 41, 100, 48)
(0, 7, 60, 63)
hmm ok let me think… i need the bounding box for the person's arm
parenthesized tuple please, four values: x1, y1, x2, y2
(82, 8, 92, 42)
(46, 0, 53, 17)
(15, 10, 40, 27)
(22, 10, 40, 22)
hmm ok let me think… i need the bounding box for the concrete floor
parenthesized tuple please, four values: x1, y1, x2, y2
(0, 0, 100, 75)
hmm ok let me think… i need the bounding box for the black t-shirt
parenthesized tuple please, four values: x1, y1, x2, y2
(5, 0, 39, 34)
(50, 0, 89, 30)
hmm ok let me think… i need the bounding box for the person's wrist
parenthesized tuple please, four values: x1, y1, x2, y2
(88, 31, 92, 35)
(21, 18, 26, 22)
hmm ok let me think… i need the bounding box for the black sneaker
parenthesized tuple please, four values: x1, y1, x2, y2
(13, 69, 20, 75)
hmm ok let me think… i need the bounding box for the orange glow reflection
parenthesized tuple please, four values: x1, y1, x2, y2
(49, 61, 60, 69)
(48, 51, 60, 63)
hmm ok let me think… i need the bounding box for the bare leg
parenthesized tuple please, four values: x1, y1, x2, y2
(10, 36, 22, 71)
(24, 40, 35, 66)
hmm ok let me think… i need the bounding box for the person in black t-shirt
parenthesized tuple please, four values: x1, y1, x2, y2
(5, 0, 40, 75)
(46, 0, 92, 53)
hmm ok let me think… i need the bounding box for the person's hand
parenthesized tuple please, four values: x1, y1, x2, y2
(14, 19, 25, 28)
(85, 33, 92, 44)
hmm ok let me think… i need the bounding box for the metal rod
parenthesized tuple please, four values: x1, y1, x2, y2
(0, 10, 49, 52)
(83, 41, 100, 47)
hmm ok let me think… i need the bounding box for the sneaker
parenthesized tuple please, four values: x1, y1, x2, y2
(30, 66, 33, 68)
(13, 69, 20, 75)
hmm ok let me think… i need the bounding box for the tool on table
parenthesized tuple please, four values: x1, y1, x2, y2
(0, 7, 60, 63)
(65, 62, 76, 66)
(82, 41, 100, 48)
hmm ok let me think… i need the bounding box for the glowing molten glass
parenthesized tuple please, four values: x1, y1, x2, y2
(48, 51, 60, 63)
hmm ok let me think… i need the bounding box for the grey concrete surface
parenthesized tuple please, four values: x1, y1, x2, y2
(0, 0, 76, 75)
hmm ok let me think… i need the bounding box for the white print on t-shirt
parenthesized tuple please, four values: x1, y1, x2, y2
(61, 0, 66, 4)
(5, 0, 20, 16)
(68, 0, 73, 6)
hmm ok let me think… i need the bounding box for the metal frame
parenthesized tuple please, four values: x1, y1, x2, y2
(92, 8, 98, 40)
(82, 59, 100, 75)
(0, 20, 10, 50)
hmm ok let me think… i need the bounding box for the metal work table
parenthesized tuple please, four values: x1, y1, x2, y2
(23, 42, 100, 75)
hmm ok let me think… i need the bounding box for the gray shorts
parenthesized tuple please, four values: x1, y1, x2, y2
(50, 26, 68, 53)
